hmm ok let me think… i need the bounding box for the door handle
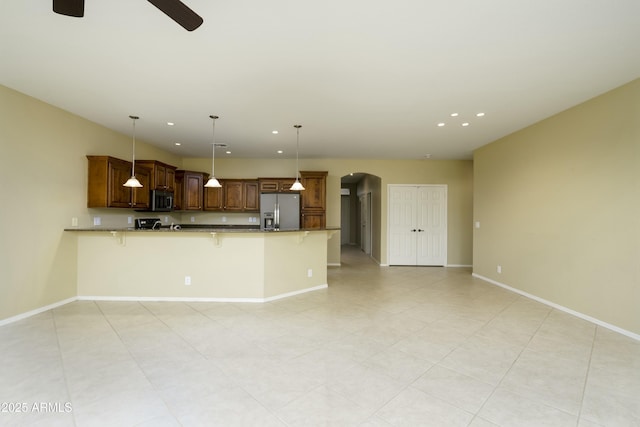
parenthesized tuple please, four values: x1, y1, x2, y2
(411, 229, 417, 232)
(418, 229, 424, 232)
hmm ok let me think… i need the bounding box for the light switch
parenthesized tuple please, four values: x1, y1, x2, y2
(475, 221, 480, 229)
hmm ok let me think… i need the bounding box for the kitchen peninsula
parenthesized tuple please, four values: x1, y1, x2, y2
(65, 227, 338, 302)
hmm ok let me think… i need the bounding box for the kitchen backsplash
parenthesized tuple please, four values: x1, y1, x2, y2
(72, 210, 258, 229)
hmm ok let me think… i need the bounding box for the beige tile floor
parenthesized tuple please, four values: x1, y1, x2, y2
(1, 245, 638, 426)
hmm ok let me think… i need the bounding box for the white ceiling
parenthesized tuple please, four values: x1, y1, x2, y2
(1, 0, 639, 160)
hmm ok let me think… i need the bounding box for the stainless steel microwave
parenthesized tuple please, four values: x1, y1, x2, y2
(150, 190, 173, 212)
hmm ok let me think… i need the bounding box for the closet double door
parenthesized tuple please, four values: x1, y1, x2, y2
(388, 185, 447, 266)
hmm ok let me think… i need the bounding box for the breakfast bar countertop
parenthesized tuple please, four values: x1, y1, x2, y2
(64, 226, 340, 233)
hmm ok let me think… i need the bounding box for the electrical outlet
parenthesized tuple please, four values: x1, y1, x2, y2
(164, 216, 168, 222)
(190, 216, 195, 223)
(475, 221, 480, 229)
(497, 265, 502, 274)
(184, 276, 191, 286)
(71, 217, 78, 227)
(93, 216, 101, 226)
(127, 216, 132, 225)
(307, 269, 313, 278)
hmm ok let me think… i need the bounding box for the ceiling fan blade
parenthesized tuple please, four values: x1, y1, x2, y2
(53, 0, 85, 17)
(147, 0, 203, 31)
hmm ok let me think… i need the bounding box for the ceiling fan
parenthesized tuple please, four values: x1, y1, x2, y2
(53, 0, 204, 31)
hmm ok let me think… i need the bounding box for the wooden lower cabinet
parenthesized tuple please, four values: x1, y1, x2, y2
(175, 170, 205, 211)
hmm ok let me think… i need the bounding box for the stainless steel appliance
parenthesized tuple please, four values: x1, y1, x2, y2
(260, 193, 300, 230)
(135, 218, 161, 229)
(150, 190, 173, 212)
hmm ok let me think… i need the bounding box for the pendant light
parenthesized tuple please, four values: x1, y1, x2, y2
(204, 115, 222, 188)
(290, 124, 305, 191)
(123, 115, 143, 188)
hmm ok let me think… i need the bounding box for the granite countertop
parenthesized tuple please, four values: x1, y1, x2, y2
(65, 225, 340, 233)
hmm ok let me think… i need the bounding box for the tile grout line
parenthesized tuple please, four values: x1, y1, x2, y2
(51, 304, 81, 427)
(464, 297, 554, 426)
(94, 300, 186, 425)
(575, 324, 598, 427)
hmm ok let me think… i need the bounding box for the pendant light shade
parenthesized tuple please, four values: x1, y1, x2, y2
(204, 115, 222, 188)
(123, 115, 143, 188)
(290, 124, 305, 191)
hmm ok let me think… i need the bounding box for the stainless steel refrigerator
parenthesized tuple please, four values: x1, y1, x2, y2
(260, 193, 300, 230)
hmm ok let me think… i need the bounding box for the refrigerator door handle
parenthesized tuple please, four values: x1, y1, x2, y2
(275, 202, 279, 228)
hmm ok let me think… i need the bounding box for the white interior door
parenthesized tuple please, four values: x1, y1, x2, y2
(416, 186, 447, 265)
(389, 186, 418, 265)
(389, 185, 447, 266)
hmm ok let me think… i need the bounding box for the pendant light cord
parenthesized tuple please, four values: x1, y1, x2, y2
(129, 115, 139, 177)
(210, 115, 218, 177)
(295, 124, 301, 179)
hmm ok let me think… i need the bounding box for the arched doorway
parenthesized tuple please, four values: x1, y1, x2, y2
(340, 172, 382, 263)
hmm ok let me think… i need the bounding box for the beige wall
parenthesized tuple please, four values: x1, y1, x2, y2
(473, 78, 640, 335)
(0, 85, 182, 321)
(0, 84, 473, 322)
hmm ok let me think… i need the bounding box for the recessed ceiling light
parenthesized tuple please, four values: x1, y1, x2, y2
(272, 130, 279, 134)
(167, 122, 174, 126)
(424, 154, 431, 159)
(174, 142, 181, 146)
(277, 150, 283, 154)
(450, 113, 459, 117)
(462, 122, 470, 127)
(437, 122, 445, 127)
(476, 112, 485, 117)
(225, 150, 231, 154)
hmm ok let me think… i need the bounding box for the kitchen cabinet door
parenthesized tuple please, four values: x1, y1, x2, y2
(138, 160, 177, 191)
(130, 166, 151, 209)
(107, 158, 134, 208)
(175, 170, 205, 210)
(223, 180, 244, 211)
(243, 181, 259, 211)
(204, 181, 224, 211)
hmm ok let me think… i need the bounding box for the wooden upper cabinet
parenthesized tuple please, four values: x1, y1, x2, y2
(137, 160, 177, 191)
(204, 180, 224, 211)
(175, 170, 205, 211)
(87, 155, 150, 209)
(244, 181, 259, 211)
(223, 180, 244, 211)
(203, 180, 260, 212)
(259, 178, 297, 193)
(131, 166, 151, 209)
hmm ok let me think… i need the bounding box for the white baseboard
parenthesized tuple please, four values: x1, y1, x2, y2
(1, 285, 330, 327)
(447, 264, 472, 268)
(472, 273, 640, 342)
(327, 263, 341, 267)
(77, 284, 329, 304)
(264, 284, 328, 302)
(0, 297, 77, 327)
